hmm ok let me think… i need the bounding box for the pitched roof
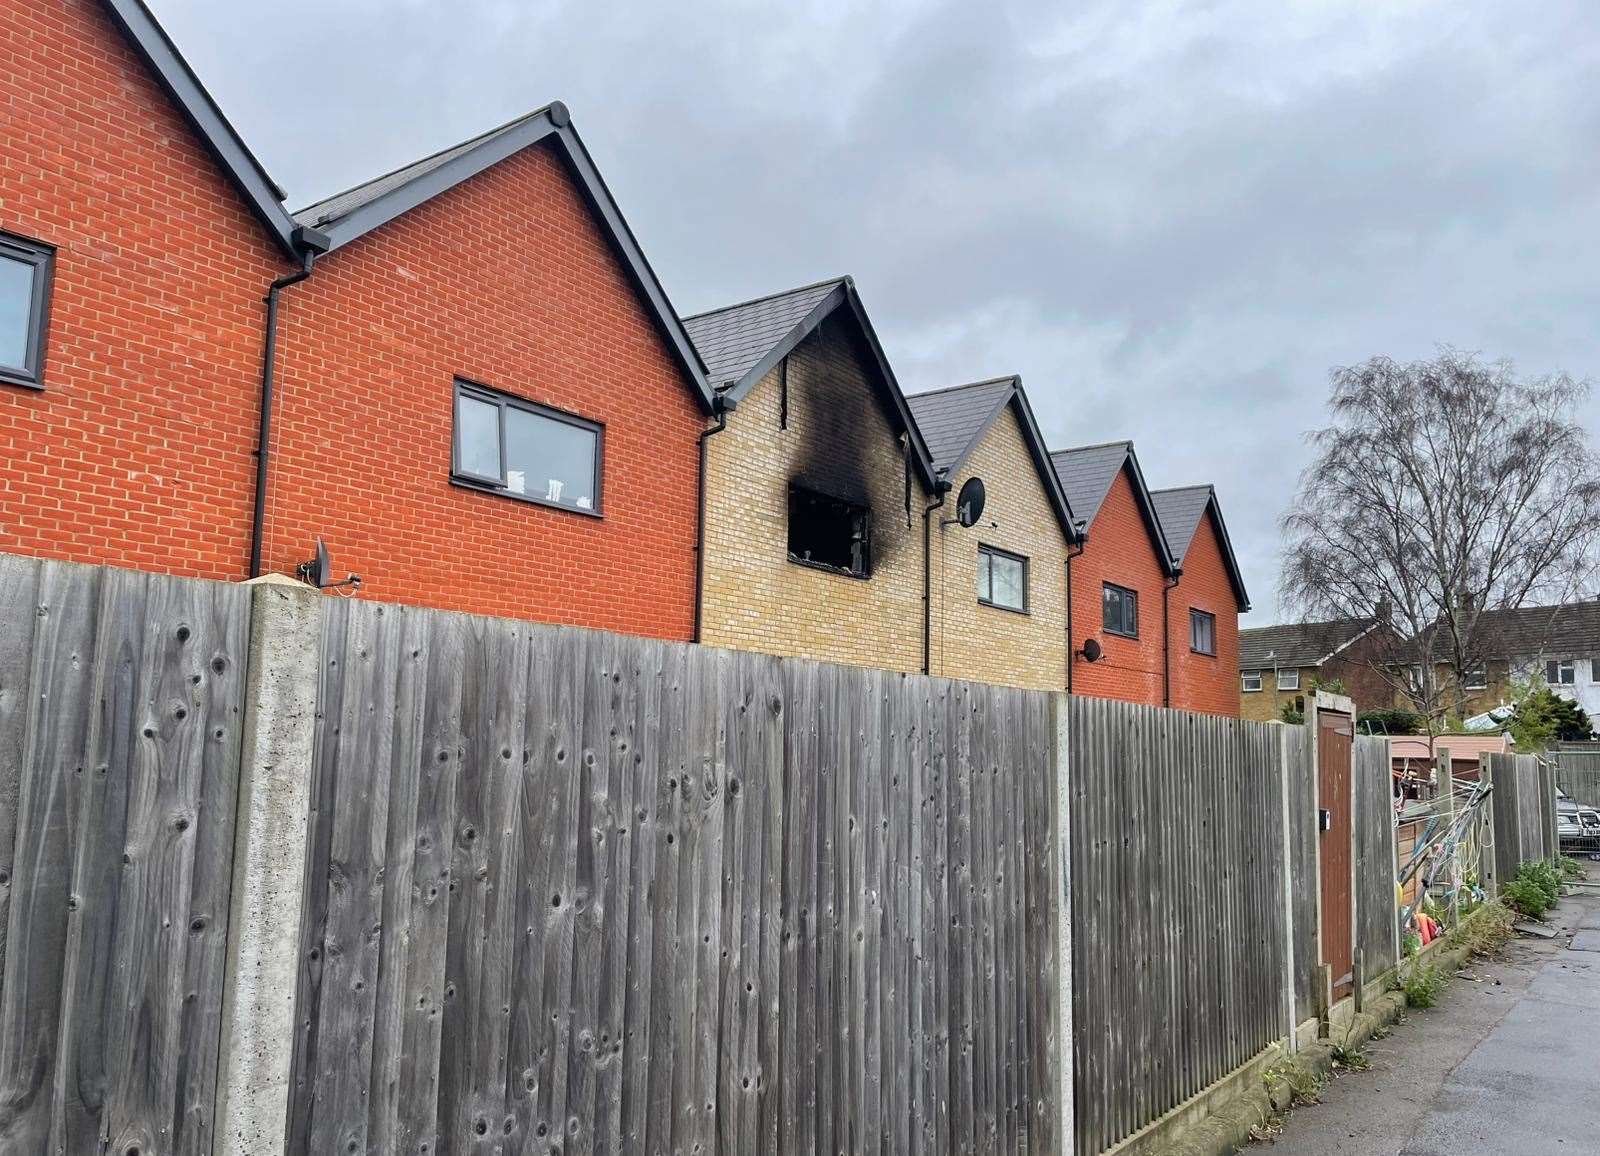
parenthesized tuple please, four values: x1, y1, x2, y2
(289, 102, 714, 412)
(1238, 618, 1377, 670)
(1049, 441, 1177, 571)
(682, 279, 843, 390)
(905, 377, 1079, 542)
(1466, 601, 1600, 660)
(681, 277, 937, 487)
(98, 0, 299, 254)
(1151, 484, 1250, 611)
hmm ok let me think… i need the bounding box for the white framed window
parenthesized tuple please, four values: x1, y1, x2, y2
(1276, 668, 1300, 691)
(1547, 658, 1576, 686)
(1463, 664, 1488, 690)
(1241, 670, 1263, 693)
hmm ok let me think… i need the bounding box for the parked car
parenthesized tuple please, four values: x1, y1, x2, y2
(1559, 799, 1600, 858)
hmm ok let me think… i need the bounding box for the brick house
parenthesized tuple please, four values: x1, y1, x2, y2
(685, 277, 939, 671)
(906, 376, 1079, 691)
(1426, 600, 1600, 720)
(1049, 442, 1185, 708)
(1237, 618, 1390, 721)
(1, 0, 717, 640)
(1151, 486, 1250, 716)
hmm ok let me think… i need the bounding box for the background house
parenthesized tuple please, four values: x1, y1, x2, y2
(1238, 617, 1392, 721)
(908, 376, 1078, 691)
(1438, 600, 1600, 719)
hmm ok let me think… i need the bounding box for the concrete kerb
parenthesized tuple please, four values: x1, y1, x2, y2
(1117, 910, 1492, 1156)
(214, 575, 325, 1156)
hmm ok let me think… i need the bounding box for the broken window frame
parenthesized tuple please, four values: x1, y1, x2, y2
(787, 485, 872, 578)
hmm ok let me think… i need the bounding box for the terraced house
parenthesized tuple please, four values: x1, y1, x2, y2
(907, 376, 1079, 691)
(1151, 486, 1250, 715)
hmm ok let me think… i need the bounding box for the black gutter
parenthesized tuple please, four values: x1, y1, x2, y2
(922, 479, 953, 674)
(1065, 536, 1085, 692)
(692, 395, 735, 642)
(249, 231, 327, 578)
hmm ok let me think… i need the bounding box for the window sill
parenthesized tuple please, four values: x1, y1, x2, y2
(0, 368, 43, 391)
(450, 475, 603, 518)
(788, 555, 869, 581)
(978, 599, 1030, 617)
(1104, 627, 1138, 640)
(1191, 648, 1216, 658)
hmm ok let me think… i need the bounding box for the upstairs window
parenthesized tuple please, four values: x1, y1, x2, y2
(452, 381, 601, 514)
(1547, 658, 1576, 686)
(1463, 664, 1488, 690)
(1103, 582, 1138, 637)
(977, 546, 1028, 613)
(1241, 670, 1263, 692)
(1190, 609, 1216, 655)
(1277, 668, 1300, 691)
(0, 232, 54, 389)
(788, 486, 870, 577)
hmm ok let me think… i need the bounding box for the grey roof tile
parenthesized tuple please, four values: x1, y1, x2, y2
(1049, 442, 1131, 529)
(905, 378, 1016, 473)
(681, 279, 844, 389)
(1238, 619, 1376, 670)
(1451, 601, 1600, 661)
(293, 108, 553, 228)
(1150, 485, 1212, 563)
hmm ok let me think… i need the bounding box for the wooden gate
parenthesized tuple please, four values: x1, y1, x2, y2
(1317, 709, 1354, 1001)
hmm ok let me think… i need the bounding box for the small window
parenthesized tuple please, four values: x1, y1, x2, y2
(451, 381, 601, 514)
(1464, 664, 1488, 690)
(1189, 609, 1216, 655)
(1591, 660, 1600, 685)
(1103, 583, 1138, 637)
(1547, 658, 1576, 686)
(1241, 670, 1262, 693)
(1277, 668, 1300, 691)
(788, 486, 870, 577)
(0, 232, 54, 389)
(977, 546, 1028, 613)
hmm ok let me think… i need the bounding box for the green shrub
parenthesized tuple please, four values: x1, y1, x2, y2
(1451, 901, 1515, 957)
(1402, 931, 1422, 958)
(1357, 708, 1424, 735)
(1557, 856, 1586, 883)
(1502, 860, 1561, 919)
(1403, 964, 1446, 1008)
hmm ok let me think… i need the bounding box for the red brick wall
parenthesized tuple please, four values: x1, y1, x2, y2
(0, 0, 289, 577)
(265, 141, 704, 639)
(1069, 468, 1170, 705)
(1167, 508, 1242, 716)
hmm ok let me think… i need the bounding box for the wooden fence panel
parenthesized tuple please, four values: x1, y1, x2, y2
(1282, 726, 1320, 1025)
(1352, 735, 1397, 980)
(0, 556, 249, 1154)
(1555, 751, 1600, 808)
(1488, 752, 1556, 883)
(1067, 698, 1288, 1155)
(288, 599, 1063, 1153)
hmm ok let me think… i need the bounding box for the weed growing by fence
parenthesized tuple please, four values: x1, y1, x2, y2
(1265, 1059, 1326, 1106)
(1503, 860, 1562, 918)
(1557, 856, 1586, 883)
(1449, 902, 1516, 958)
(1403, 964, 1446, 1008)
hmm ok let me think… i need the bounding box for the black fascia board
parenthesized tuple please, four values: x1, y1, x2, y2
(99, 0, 299, 256)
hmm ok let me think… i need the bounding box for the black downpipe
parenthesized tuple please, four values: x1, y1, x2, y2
(692, 397, 733, 643)
(922, 480, 952, 674)
(1065, 536, 1085, 692)
(1162, 572, 1181, 706)
(249, 251, 316, 578)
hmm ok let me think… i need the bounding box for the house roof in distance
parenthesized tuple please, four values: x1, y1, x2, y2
(682, 277, 937, 488)
(1049, 441, 1177, 572)
(906, 376, 1079, 542)
(1467, 600, 1600, 660)
(1150, 484, 1250, 611)
(1238, 617, 1377, 670)
(290, 102, 715, 412)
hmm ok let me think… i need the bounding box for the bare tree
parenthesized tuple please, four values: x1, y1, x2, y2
(1280, 349, 1600, 727)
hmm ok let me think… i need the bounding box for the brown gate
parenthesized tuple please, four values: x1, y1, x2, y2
(1317, 709, 1355, 1000)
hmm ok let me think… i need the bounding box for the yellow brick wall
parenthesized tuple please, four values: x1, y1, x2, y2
(927, 405, 1071, 691)
(699, 316, 926, 672)
(1239, 666, 1314, 722)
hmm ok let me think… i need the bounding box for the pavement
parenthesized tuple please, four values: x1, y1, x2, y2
(1262, 889, 1600, 1156)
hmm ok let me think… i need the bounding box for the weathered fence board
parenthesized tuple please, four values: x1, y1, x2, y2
(1488, 752, 1556, 884)
(1352, 735, 1398, 981)
(286, 598, 1063, 1153)
(0, 556, 249, 1154)
(1068, 698, 1288, 1156)
(1555, 750, 1600, 809)
(1283, 726, 1320, 1026)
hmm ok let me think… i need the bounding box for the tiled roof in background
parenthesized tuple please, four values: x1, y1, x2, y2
(682, 279, 843, 389)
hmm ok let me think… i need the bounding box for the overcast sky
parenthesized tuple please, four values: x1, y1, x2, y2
(152, 0, 1600, 623)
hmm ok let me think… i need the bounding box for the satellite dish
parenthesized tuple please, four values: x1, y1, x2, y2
(297, 538, 362, 592)
(956, 476, 987, 528)
(1080, 637, 1103, 663)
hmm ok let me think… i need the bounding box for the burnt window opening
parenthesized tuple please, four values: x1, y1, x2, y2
(788, 486, 871, 578)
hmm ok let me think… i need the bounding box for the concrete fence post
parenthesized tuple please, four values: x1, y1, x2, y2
(1277, 724, 1299, 1050)
(214, 575, 324, 1154)
(1050, 692, 1075, 1154)
(1436, 749, 1457, 926)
